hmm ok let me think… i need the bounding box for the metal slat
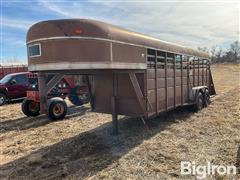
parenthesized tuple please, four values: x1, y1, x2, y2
(111, 73, 118, 135)
(165, 53, 168, 111)
(155, 50, 158, 114)
(198, 58, 200, 86)
(174, 54, 176, 108)
(187, 57, 190, 101)
(193, 59, 195, 86)
(157, 55, 165, 59)
(181, 56, 183, 105)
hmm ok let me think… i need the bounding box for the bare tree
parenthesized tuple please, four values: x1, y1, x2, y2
(197, 46, 209, 53)
(216, 47, 223, 63)
(210, 46, 217, 63)
(197, 41, 239, 64)
(229, 41, 240, 62)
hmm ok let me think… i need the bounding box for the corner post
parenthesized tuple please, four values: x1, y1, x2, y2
(111, 73, 118, 135)
(85, 75, 94, 111)
(111, 96, 118, 135)
(38, 72, 47, 114)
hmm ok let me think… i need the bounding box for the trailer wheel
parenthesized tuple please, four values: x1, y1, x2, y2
(47, 97, 67, 120)
(68, 87, 89, 106)
(193, 92, 203, 111)
(0, 93, 7, 106)
(203, 89, 210, 107)
(21, 99, 40, 117)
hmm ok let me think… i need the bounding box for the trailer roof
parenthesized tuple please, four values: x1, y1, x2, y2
(27, 19, 209, 58)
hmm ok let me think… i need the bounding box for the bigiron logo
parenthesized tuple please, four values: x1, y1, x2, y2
(181, 161, 237, 179)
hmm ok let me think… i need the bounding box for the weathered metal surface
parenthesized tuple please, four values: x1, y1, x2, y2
(90, 71, 145, 117)
(27, 19, 209, 71)
(27, 19, 209, 58)
(145, 49, 214, 117)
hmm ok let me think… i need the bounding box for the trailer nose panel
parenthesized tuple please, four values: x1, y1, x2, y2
(27, 20, 147, 71)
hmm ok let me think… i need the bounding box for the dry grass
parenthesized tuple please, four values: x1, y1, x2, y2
(0, 63, 239, 179)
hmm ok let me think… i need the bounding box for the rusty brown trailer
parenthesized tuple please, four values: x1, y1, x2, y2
(26, 19, 216, 134)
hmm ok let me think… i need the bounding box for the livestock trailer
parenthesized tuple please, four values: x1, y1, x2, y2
(26, 19, 216, 134)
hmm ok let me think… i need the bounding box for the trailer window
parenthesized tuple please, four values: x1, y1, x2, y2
(188, 56, 194, 69)
(194, 57, 200, 68)
(182, 55, 188, 69)
(189, 56, 194, 61)
(175, 55, 181, 69)
(167, 53, 174, 69)
(157, 51, 166, 69)
(147, 49, 156, 69)
(28, 44, 41, 57)
(198, 58, 202, 68)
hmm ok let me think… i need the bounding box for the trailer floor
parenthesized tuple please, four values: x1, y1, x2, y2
(0, 64, 239, 179)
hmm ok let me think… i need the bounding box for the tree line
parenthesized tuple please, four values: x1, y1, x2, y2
(198, 41, 240, 63)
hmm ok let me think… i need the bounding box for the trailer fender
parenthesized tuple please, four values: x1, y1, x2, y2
(189, 86, 208, 102)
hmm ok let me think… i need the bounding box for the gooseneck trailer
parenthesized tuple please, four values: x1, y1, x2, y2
(25, 19, 216, 134)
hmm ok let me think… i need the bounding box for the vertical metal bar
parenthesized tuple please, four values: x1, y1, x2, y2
(111, 96, 118, 135)
(206, 60, 208, 86)
(155, 50, 158, 114)
(193, 58, 195, 86)
(38, 72, 47, 114)
(202, 60, 203, 84)
(165, 52, 168, 111)
(187, 56, 190, 101)
(207, 60, 210, 88)
(144, 70, 147, 115)
(85, 75, 94, 110)
(181, 55, 183, 105)
(173, 54, 176, 108)
(111, 73, 118, 135)
(146, 49, 149, 115)
(110, 42, 113, 62)
(198, 58, 200, 86)
(202, 59, 204, 85)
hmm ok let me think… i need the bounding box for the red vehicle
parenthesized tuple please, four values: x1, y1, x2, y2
(0, 72, 89, 110)
(0, 72, 29, 105)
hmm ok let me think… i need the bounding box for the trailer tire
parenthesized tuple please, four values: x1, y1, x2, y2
(68, 87, 89, 106)
(21, 99, 40, 117)
(193, 92, 204, 111)
(47, 97, 67, 120)
(203, 89, 210, 107)
(0, 93, 7, 106)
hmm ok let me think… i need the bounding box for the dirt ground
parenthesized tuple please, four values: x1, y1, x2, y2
(0, 64, 239, 179)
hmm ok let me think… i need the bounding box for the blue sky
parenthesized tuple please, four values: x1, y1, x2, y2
(0, 0, 239, 64)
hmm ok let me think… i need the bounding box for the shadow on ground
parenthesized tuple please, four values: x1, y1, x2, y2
(0, 106, 194, 179)
(0, 106, 90, 133)
(237, 145, 240, 174)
